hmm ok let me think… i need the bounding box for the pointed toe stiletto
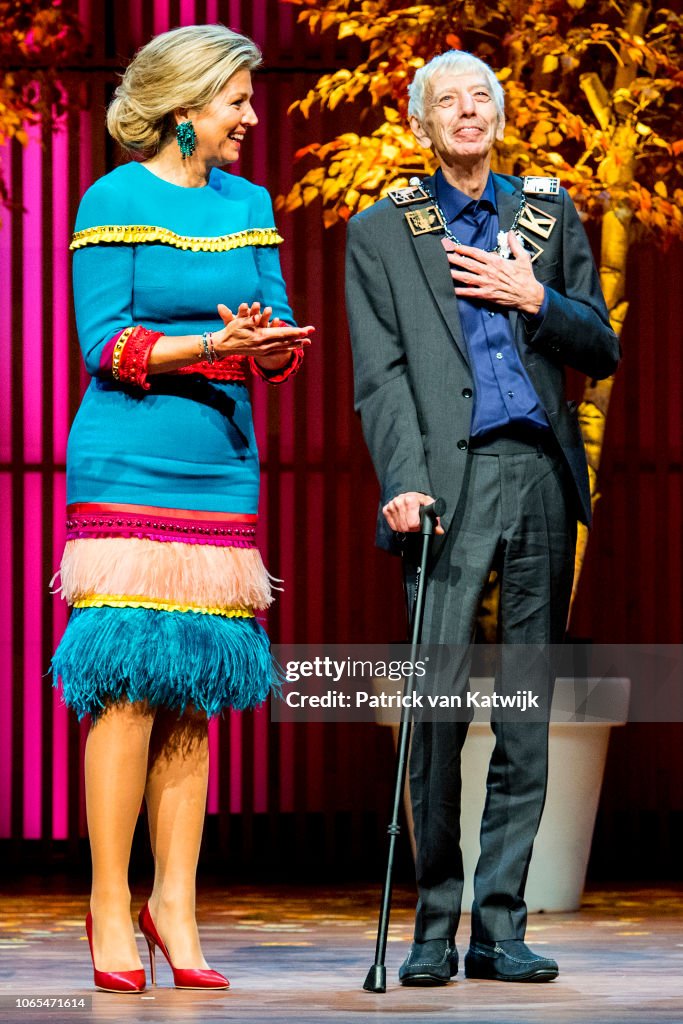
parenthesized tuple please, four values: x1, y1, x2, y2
(85, 913, 146, 993)
(138, 901, 230, 990)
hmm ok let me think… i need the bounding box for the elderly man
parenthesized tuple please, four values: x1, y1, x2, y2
(345, 50, 619, 986)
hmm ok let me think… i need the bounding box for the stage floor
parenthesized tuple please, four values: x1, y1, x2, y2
(1, 885, 682, 1024)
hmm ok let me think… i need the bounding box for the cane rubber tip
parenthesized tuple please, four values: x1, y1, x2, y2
(363, 964, 386, 992)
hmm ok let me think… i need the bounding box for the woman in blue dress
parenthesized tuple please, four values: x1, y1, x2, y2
(51, 24, 312, 993)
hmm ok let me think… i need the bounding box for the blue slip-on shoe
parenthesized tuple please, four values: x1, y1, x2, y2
(464, 939, 558, 982)
(398, 939, 459, 986)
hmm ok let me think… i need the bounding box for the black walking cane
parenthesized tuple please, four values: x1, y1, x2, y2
(363, 497, 446, 994)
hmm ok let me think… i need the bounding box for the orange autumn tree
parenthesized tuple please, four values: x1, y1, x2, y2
(0, 0, 85, 219)
(278, 0, 683, 610)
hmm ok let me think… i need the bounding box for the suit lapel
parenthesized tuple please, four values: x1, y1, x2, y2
(492, 172, 522, 232)
(405, 174, 470, 366)
(493, 173, 523, 339)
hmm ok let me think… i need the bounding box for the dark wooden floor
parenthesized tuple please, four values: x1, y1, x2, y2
(1, 885, 682, 1023)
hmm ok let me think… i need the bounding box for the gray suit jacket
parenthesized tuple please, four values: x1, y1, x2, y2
(345, 172, 620, 552)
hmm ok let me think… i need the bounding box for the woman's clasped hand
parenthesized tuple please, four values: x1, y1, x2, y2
(214, 300, 314, 359)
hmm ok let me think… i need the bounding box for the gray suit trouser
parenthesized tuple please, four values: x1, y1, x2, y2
(408, 434, 576, 944)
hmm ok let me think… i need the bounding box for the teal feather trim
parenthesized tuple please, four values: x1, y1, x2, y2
(52, 606, 277, 720)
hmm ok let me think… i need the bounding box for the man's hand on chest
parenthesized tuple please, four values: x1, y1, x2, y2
(444, 231, 545, 315)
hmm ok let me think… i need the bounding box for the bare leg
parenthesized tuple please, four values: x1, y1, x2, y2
(145, 706, 210, 968)
(85, 702, 155, 970)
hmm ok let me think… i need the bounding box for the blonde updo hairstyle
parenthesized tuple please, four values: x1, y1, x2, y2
(107, 24, 262, 157)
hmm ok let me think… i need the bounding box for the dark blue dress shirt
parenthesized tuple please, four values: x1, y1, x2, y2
(435, 169, 549, 438)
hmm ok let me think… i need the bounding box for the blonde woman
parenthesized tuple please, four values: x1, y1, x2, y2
(52, 24, 312, 993)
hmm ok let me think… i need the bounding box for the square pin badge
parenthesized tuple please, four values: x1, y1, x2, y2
(522, 176, 560, 196)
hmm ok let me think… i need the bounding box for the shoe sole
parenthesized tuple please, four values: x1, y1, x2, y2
(173, 984, 230, 990)
(399, 973, 454, 986)
(94, 985, 146, 994)
(465, 966, 558, 983)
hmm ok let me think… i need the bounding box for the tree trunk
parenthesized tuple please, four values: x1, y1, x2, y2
(571, 201, 631, 611)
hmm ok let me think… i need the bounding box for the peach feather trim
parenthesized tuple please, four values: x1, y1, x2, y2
(53, 537, 278, 611)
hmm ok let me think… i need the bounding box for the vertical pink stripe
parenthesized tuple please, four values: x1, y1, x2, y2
(277, 364, 295, 464)
(23, 472, 42, 838)
(304, 207, 325, 498)
(52, 472, 68, 838)
(79, 110, 93, 194)
(279, 472, 295, 641)
(308, 472, 324, 641)
(307, 724, 324, 811)
(257, 471, 268, 566)
(77, 0, 91, 36)
(0, 474, 12, 837)
(129, 0, 143, 46)
(271, 73, 296, 465)
(229, 0, 241, 30)
(79, 718, 88, 837)
(251, 367, 267, 461)
(251, 0, 266, 45)
(279, 0, 294, 48)
(52, 122, 70, 463)
(179, 0, 196, 25)
(154, 0, 170, 33)
(207, 717, 219, 813)
(78, 110, 93, 399)
(251, 79, 266, 186)
(229, 709, 241, 813)
(0, 144, 11, 462)
(336, 472, 351, 638)
(22, 125, 43, 463)
(278, 721, 293, 813)
(253, 702, 267, 813)
(206, 0, 219, 22)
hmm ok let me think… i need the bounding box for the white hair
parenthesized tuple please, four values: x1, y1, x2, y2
(407, 50, 505, 124)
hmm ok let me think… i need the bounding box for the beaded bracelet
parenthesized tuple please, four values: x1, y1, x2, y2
(201, 332, 216, 365)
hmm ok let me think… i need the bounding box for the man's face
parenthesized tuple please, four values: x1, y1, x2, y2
(410, 70, 504, 166)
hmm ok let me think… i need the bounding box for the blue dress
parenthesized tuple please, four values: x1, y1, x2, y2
(51, 162, 300, 719)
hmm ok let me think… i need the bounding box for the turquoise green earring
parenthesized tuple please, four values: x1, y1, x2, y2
(175, 120, 197, 159)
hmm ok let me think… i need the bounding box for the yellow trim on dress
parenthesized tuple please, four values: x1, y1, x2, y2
(70, 225, 284, 252)
(73, 596, 254, 617)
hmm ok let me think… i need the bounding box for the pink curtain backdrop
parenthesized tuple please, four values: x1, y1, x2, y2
(1, 0, 681, 873)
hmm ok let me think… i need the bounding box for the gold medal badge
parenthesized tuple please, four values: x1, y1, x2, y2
(404, 205, 445, 236)
(516, 201, 557, 261)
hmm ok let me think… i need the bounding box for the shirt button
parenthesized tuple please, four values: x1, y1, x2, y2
(457, 439, 468, 451)
(488, 311, 495, 318)
(462, 388, 473, 398)
(496, 352, 503, 360)
(507, 390, 514, 398)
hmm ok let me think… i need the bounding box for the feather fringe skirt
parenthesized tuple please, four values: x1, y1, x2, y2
(55, 537, 276, 611)
(53, 606, 277, 720)
(51, 517, 279, 720)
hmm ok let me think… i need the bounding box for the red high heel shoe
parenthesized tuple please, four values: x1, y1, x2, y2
(138, 901, 230, 990)
(85, 912, 146, 993)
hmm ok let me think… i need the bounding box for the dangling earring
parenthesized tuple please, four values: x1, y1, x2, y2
(176, 120, 197, 159)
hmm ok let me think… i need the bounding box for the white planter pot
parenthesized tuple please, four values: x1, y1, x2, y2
(461, 720, 616, 912)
